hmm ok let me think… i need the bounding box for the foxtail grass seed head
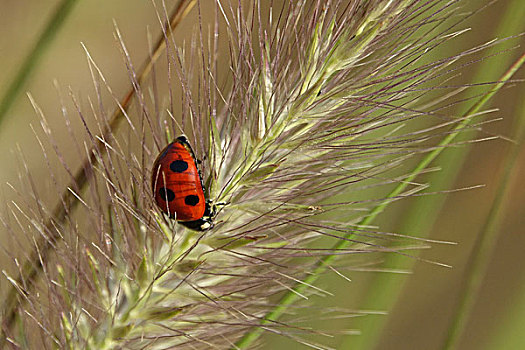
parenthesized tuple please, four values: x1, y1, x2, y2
(1, 0, 511, 348)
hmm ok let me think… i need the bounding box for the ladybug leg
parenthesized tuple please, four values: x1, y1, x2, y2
(196, 154, 208, 165)
(203, 199, 217, 218)
(207, 200, 229, 211)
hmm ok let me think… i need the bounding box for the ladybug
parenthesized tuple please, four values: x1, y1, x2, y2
(151, 135, 214, 231)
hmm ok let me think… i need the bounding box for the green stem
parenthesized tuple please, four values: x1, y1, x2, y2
(342, 0, 525, 347)
(234, 51, 525, 349)
(441, 58, 525, 350)
(0, 0, 79, 127)
(0, 1, 196, 345)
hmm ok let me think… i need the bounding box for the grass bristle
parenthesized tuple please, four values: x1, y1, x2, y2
(1, 0, 521, 348)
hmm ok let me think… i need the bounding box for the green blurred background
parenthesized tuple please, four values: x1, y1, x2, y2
(0, 0, 524, 349)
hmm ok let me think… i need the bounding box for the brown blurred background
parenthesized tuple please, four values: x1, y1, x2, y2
(0, 0, 524, 349)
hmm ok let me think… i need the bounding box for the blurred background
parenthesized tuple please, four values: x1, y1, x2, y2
(0, 0, 523, 349)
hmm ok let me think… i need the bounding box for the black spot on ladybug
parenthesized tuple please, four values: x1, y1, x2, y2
(184, 195, 199, 206)
(159, 187, 175, 202)
(170, 160, 189, 173)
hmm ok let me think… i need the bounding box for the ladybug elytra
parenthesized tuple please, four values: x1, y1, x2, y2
(151, 135, 214, 231)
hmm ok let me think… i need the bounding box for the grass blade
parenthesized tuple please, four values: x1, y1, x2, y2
(441, 56, 525, 350)
(340, 0, 525, 347)
(0, 0, 79, 127)
(234, 49, 525, 350)
(0, 0, 196, 345)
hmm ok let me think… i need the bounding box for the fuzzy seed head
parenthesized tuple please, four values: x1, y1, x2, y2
(0, 0, 502, 348)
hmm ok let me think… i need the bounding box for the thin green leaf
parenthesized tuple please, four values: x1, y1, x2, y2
(0, 0, 79, 127)
(442, 55, 525, 350)
(234, 49, 525, 350)
(343, 0, 525, 347)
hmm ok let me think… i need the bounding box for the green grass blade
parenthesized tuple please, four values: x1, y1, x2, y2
(0, 1, 197, 345)
(484, 166, 525, 350)
(234, 50, 525, 350)
(0, 0, 79, 128)
(340, 0, 525, 348)
(486, 293, 525, 350)
(441, 58, 525, 350)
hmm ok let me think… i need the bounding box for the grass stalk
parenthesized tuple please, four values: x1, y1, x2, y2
(483, 114, 525, 349)
(0, 0, 196, 344)
(340, 0, 525, 347)
(0, 0, 79, 128)
(234, 51, 525, 350)
(441, 57, 525, 350)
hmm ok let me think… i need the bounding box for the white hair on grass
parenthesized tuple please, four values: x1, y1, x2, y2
(0, 0, 507, 348)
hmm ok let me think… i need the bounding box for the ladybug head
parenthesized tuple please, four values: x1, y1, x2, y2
(177, 200, 216, 231)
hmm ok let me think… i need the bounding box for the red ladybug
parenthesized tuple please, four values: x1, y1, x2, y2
(151, 136, 214, 230)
